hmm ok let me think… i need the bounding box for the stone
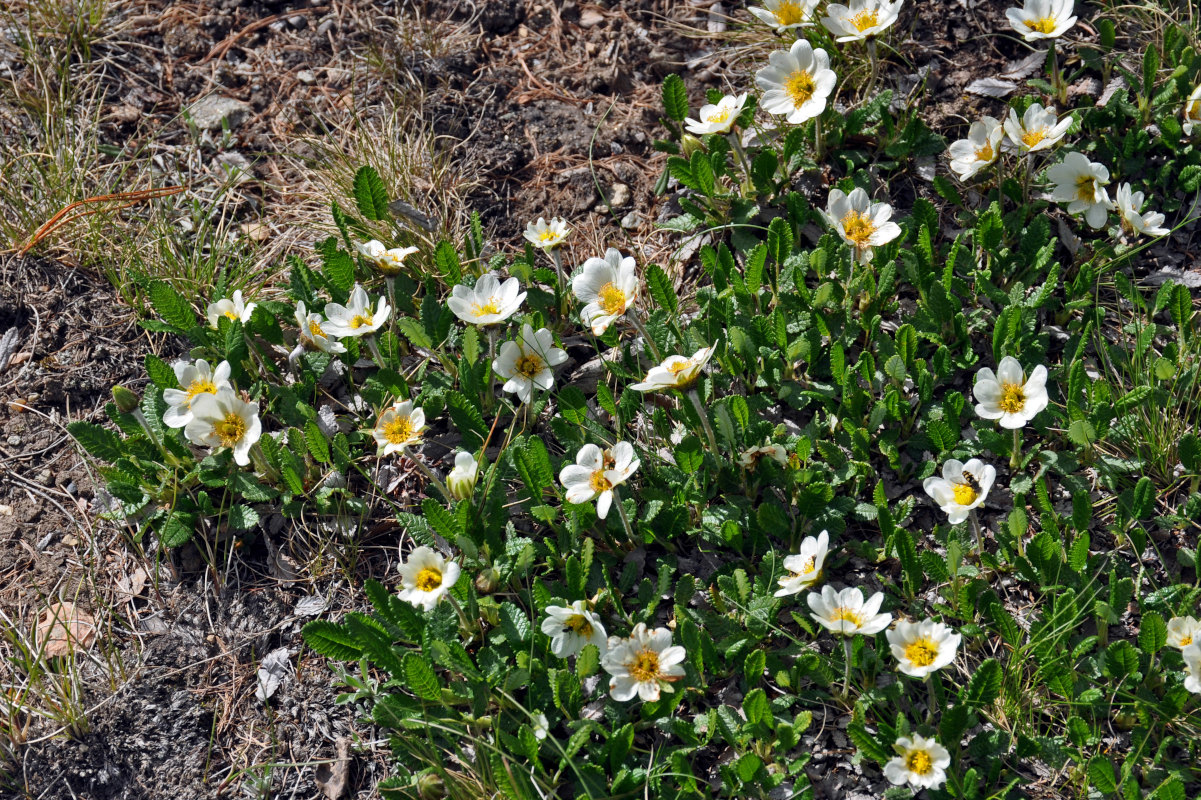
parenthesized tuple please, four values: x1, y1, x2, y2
(608, 182, 631, 208)
(187, 95, 252, 131)
(579, 8, 605, 27)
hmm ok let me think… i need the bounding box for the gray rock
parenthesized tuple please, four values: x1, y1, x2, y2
(186, 95, 253, 131)
(608, 182, 631, 208)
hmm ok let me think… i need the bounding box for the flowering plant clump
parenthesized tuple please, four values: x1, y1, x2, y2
(72, 7, 1201, 794)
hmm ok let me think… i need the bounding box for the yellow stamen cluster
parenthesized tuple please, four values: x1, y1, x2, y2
(974, 142, 994, 162)
(1075, 174, 1097, 202)
(904, 638, 940, 667)
(773, 0, 807, 25)
(952, 483, 978, 506)
(841, 210, 877, 246)
(215, 412, 246, 448)
(471, 300, 503, 318)
(998, 382, 1026, 414)
(383, 416, 416, 445)
(598, 283, 628, 316)
(848, 9, 880, 31)
(515, 354, 544, 379)
(349, 314, 375, 329)
(626, 649, 662, 682)
(590, 470, 613, 493)
(1024, 16, 1058, 34)
(1021, 128, 1047, 148)
(186, 379, 217, 401)
(830, 607, 865, 627)
(906, 749, 934, 775)
(564, 614, 594, 636)
(308, 320, 327, 339)
(414, 567, 442, 591)
(784, 70, 817, 106)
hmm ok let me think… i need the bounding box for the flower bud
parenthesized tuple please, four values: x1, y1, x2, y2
(474, 566, 501, 595)
(680, 133, 704, 159)
(111, 386, 141, 414)
(446, 451, 480, 500)
(416, 773, 445, 800)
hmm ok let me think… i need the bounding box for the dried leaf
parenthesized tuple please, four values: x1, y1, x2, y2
(1001, 50, 1047, 80)
(966, 78, 1018, 98)
(255, 647, 293, 702)
(1098, 76, 1127, 107)
(35, 602, 97, 658)
(316, 737, 351, 799)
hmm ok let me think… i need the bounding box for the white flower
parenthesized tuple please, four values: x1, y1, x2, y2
(1003, 103, 1072, 154)
(739, 444, 789, 469)
(1005, 0, 1076, 41)
(355, 239, 420, 276)
(1184, 84, 1201, 137)
(206, 290, 257, 328)
(1115, 182, 1170, 238)
(323, 283, 391, 338)
(540, 600, 608, 658)
(447, 273, 526, 326)
(523, 217, 570, 250)
(572, 248, 639, 335)
(821, 0, 903, 42)
(630, 346, 714, 392)
(294, 300, 347, 355)
(807, 585, 892, 636)
(1046, 152, 1111, 229)
(886, 619, 962, 678)
(447, 451, 480, 500)
(749, 0, 820, 30)
(493, 324, 568, 404)
(684, 93, 748, 136)
(600, 623, 686, 702)
(163, 359, 232, 429)
(948, 117, 1003, 181)
(532, 712, 550, 740)
(183, 386, 262, 467)
(755, 39, 837, 125)
(397, 546, 460, 611)
(973, 357, 1049, 429)
(1168, 616, 1201, 649)
(923, 458, 996, 525)
(822, 187, 902, 264)
(373, 400, 426, 456)
(1184, 643, 1201, 694)
(884, 734, 952, 790)
(775, 530, 829, 597)
(558, 442, 640, 520)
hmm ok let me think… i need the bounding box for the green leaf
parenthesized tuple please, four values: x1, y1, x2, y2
(148, 281, 195, 331)
(645, 263, 678, 316)
(1105, 640, 1139, 679)
(403, 652, 442, 701)
(1180, 433, 1201, 472)
(434, 240, 462, 285)
(317, 237, 355, 292)
(675, 435, 703, 474)
(228, 504, 259, 531)
(742, 687, 770, 726)
(965, 659, 1002, 707)
(1138, 611, 1167, 654)
(68, 421, 125, 463)
(1087, 755, 1117, 793)
(301, 620, 363, 660)
(144, 354, 178, 389)
(352, 165, 391, 221)
(661, 73, 688, 121)
(1142, 44, 1159, 96)
(158, 511, 196, 547)
(304, 420, 330, 464)
(846, 721, 889, 764)
(446, 390, 487, 449)
(1067, 419, 1097, 447)
(1131, 476, 1155, 519)
(766, 217, 793, 265)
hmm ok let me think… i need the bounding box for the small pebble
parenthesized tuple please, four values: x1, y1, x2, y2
(6, 434, 19, 446)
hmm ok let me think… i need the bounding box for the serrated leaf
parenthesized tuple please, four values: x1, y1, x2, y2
(403, 652, 441, 701)
(661, 73, 688, 121)
(228, 504, 259, 531)
(1139, 611, 1167, 654)
(301, 620, 363, 661)
(144, 354, 178, 389)
(645, 263, 678, 316)
(766, 217, 793, 265)
(846, 722, 889, 763)
(148, 281, 195, 331)
(158, 511, 196, 547)
(68, 421, 125, 463)
(965, 658, 1002, 707)
(317, 237, 355, 292)
(352, 165, 391, 221)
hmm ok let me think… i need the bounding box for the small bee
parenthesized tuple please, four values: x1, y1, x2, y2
(961, 470, 981, 493)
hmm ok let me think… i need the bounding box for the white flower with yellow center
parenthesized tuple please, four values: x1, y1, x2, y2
(630, 346, 715, 393)
(1185, 643, 1201, 694)
(572, 248, 639, 335)
(822, 187, 902, 265)
(973, 357, 1049, 429)
(755, 39, 837, 125)
(447, 273, 526, 327)
(738, 444, 789, 469)
(947, 116, 1003, 181)
(355, 239, 420, 276)
(206, 290, 257, 329)
(558, 442, 640, 520)
(294, 300, 347, 355)
(775, 530, 829, 597)
(600, 623, 686, 702)
(1168, 616, 1201, 650)
(397, 546, 460, 611)
(1046, 152, 1111, 229)
(684, 93, 748, 136)
(446, 451, 480, 500)
(884, 734, 951, 790)
(1115, 182, 1170, 238)
(183, 386, 262, 467)
(1184, 84, 1201, 137)
(1005, 0, 1076, 41)
(821, 0, 903, 42)
(886, 619, 962, 678)
(523, 217, 571, 250)
(1003, 103, 1071, 154)
(749, 0, 820, 30)
(923, 458, 996, 525)
(493, 324, 568, 404)
(372, 400, 426, 456)
(163, 359, 232, 428)
(541, 600, 608, 658)
(807, 586, 892, 636)
(323, 284, 391, 338)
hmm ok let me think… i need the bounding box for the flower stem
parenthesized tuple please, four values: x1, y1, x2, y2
(841, 637, 854, 698)
(686, 388, 720, 455)
(1049, 39, 1066, 106)
(970, 510, 985, 554)
(612, 487, 636, 544)
(814, 116, 824, 161)
(549, 248, 567, 319)
(626, 310, 663, 361)
(365, 335, 386, 368)
(864, 39, 879, 100)
(1010, 427, 1022, 470)
(402, 445, 453, 502)
(925, 676, 938, 725)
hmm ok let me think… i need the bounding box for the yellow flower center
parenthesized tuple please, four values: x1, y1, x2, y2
(706, 106, 732, 125)
(904, 638, 940, 667)
(1180, 634, 1193, 647)
(214, 412, 246, 448)
(537, 229, 560, 243)
(1190, 99, 1201, 120)
(598, 282, 628, 316)
(186, 379, 217, 401)
(998, 382, 1026, 414)
(784, 69, 817, 107)
(841, 209, 877, 246)
(974, 142, 994, 162)
(626, 648, 661, 683)
(1075, 174, 1097, 202)
(1024, 16, 1058, 34)
(349, 314, 375, 329)
(378, 255, 403, 275)
(224, 310, 239, 321)
(668, 360, 691, 375)
(789, 555, 817, 580)
(1021, 127, 1047, 148)
(952, 483, 978, 506)
(590, 470, 613, 493)
(308, 320, 327, 339)
(471, 299, 503, 318)
(906, 749, 933, 775)
(515, 353, 544, 379)
(773, 0, 807, 25)
(383, 415, 416, 445)
(849, 9, 880, 31)
(830, 607, 865, 627)
(564, 614, 594, 637)
(414, 566, 442, 591)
